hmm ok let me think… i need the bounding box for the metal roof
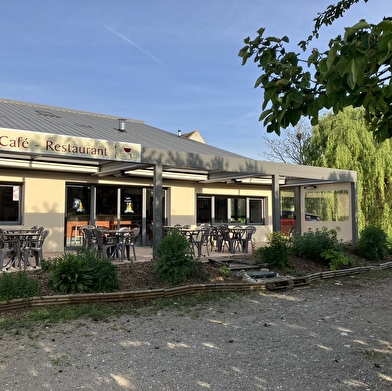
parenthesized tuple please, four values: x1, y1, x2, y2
(0, 98, 244, 159)
(0, 97, 357, 189)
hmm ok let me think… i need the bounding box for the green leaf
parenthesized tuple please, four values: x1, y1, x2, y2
(291, 89, 303, 104)
(254, 75, 264, 88)
(276, 79, 290, 87)
(344, 20, 371, 39)
(326, 44, 338, 70)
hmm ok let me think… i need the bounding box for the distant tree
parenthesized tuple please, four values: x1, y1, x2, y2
(306, 107, 392, 236)
(238, 0, 392, 142)
(260, 120, 311, 165)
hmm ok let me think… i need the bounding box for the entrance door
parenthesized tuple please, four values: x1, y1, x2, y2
(65, 185, 91, 247)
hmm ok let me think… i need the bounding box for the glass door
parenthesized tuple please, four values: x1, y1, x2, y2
(65, 185, 91, 247)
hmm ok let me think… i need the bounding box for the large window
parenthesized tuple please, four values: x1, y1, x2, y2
(0, 184, 21, 224)
(197, 195, 266, 225)
(305, 190, 349, 221)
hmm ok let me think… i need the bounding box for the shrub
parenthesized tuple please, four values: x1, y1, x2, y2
(321, 249, 354, 270)
(354, 226, 389, 261)
(154, 229, 196, 285)
(40, 258, 54, 272)
(0, 271, 42, 301)
(49, 249, 119, 294)
(49, 253, 93, 294)
(291, 227, 343, 265)
(255, 231, 291, 269)
(78, 248, 119, 292)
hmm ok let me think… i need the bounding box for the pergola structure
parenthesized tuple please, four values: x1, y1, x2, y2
(0, 98, 358, 252)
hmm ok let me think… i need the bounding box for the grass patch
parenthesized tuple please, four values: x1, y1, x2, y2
(0, 291, 248, 333)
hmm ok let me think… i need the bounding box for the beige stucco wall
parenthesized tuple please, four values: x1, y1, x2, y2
(1, 169, 354, 254)
(1, 170, 66, 252)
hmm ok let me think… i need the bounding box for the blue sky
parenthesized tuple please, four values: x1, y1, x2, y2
(0, 0, 389, 159)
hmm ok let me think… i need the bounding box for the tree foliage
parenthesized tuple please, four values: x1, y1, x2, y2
(305, 107, 392, 236)
(238, 0, 392, 142)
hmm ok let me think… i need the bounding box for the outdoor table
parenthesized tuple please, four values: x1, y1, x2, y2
(219, 227, 247, 254)
(4, 231, 39, 269)
(229, 227, 247, 253)
(103, 229, 139, 261)
(179, 228, 209, 257)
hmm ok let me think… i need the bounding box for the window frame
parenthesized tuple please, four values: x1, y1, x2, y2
(197, 194, 266, 225)
(0, 183, 22, 224)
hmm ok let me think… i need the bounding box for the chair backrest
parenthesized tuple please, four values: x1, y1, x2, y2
(245, 226, 257, 239)
(220, 226, 231, 240)
(0, 235, 12, 250)
(93, 229, 106, 250)
(129, 227, 140, 243)
(28, 229, 49, 248)
(38, 230, 49, 247)
(82, 228, 96, 248)
(200, 226, 212, 242)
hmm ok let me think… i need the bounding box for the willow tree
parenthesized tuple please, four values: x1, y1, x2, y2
(306, 107, 392, 235)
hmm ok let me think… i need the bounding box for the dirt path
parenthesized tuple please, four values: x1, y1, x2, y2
(1, 273, 391, 391)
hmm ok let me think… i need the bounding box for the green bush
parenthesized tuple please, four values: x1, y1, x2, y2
(78, 248, 119, 292)
(291, 227, 343, 265)
(321, 249, 354, 270)
(0, 271, 42, 301)
(354, 226, 389, 261)
(255, 231, 291, 269)
(40, 258, 54, 272)
(49, 249, 119, 294)
(49, 253, 93, 294)
(154, 229, 196, 285)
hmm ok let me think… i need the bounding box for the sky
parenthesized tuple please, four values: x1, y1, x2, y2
(0, 0, 390, 160)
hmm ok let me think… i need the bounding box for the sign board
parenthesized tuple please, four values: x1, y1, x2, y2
(0, 128, 141, 162)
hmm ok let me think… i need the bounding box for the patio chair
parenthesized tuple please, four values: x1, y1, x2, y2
(193, 226, 212, 257)
(0, 235, 15, 270)
(93, 229, 117, 258)
(24, 229, 49, 268)
(123, 227, 140, 261)
(242, 226, 256, 253)
(82, 227, 97, 250)
(220, 226, 241, 253)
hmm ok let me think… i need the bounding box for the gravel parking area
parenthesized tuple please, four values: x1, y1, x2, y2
(1, 273, 391, 391)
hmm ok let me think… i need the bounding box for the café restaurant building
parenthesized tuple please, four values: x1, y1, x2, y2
(0, 98, 358, 253)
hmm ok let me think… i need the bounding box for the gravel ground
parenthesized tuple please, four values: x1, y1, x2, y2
(1, 272, 391, 391)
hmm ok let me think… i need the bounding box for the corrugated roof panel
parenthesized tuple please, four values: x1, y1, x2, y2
(0, 98, 245, 158)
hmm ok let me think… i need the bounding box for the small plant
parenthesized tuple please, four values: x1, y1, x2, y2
(220, 266, 231, 276)
(255, 231, 291, 269)
(354, 226, 389, 261)
(154, 229, 196, 285)
(49, 249, 119, 294)
(321, 248, 354, 270)
(49, 253, 93, 294)
(40, 259, 54, 272)
(0, 271, 42, 301)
